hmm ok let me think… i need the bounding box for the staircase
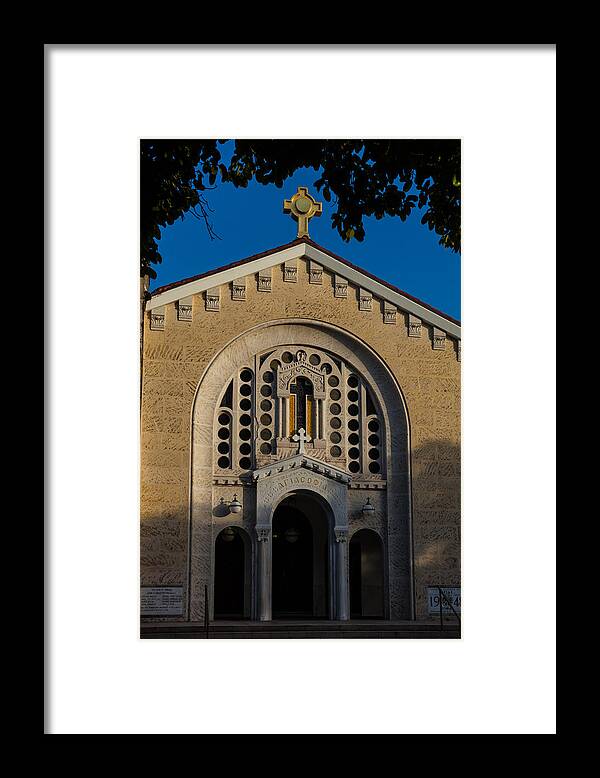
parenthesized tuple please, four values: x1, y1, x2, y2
(141, 619, 460, 639)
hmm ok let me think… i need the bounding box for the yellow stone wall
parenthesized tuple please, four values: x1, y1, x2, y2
(140, 256, 460, 619)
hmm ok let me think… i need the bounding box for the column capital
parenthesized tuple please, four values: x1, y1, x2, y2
(334, 528, 349, 543)
(257, 527, 271, 543)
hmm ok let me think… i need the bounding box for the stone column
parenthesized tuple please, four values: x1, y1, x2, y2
(257, 527, 272, 621)
(335, 528, 349, 620)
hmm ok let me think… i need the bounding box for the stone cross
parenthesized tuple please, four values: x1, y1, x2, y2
(283, 186, 322, 238)
(292, 427, 311, 454)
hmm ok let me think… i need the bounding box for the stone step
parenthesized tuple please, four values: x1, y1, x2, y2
(141, 620, 460, 639)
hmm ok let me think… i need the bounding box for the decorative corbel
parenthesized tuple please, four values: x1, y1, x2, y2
(149, 306, 165, 331)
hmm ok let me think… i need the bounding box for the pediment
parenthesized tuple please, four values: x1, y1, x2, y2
(252, 453, 351, 486)
(147, 237, 460, 339)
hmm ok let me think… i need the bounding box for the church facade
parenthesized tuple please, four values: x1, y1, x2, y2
(140, 188, 461, 632)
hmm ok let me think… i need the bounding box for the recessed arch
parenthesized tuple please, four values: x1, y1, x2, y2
(188, 319, 413, 623)
(350, 529, 385, 619)
(214, 525, 251, 619)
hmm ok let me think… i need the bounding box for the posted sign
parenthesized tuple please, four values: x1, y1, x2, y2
(141, 586, 183, 616)
(427, 587, 461, 615)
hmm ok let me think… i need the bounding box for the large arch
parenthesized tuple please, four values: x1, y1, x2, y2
(187, 319, 413, 622)
(271, 490, 333, 619)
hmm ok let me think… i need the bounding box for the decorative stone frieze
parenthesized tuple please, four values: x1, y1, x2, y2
(334, 275, 348, 298)
(231, 278, 246, 301)
(275, 350, 327, 398)
(408, 314, 422, 337)
(149, 306, 165, 331)
(384, 302, 397, 324)
(359, 289, 373, 311)
(309, 260, 323, 284)
(283, 261, 298, 282)
(433, 327, 446, 350)
(205, 287, 220, 312)
(258, 269, 272, 292)
(177, 296, 193, 322)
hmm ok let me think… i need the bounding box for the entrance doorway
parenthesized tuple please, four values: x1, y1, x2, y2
(350, 529, 385, 618)
(272, 494, 330, 619)
(214, 526, 249, 619)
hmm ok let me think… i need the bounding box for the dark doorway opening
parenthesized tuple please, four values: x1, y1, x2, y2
(214, 526, 246, 619)
(272, 495, 329, 619)
(350, 529, 385, 618)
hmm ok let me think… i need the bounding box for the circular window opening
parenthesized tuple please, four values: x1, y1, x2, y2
(330, 432, 342, 444)
(368, 419, 379, 432)
(240, 384, 252, 397)
(347, 404, 359, 417)
(269, 359, 281, 371)
(260, 428, 272, 441)
(348, 390, 359, 403)
(218, 412, 230, 426)
(260, 442, 271, 455)
(239, 443, 252, 455)
(328, 375, 339, 387)
(348, 447, 360, 459)
(260, 399, 272, 412)
(218, 428, 230, 440)
(240, 369, 252, 383)
(239, 457, 252, 470)
(239, 398, 251, 411)
(217, 456, 230, 469)
(260, 413, 272, 426)
(330, 417, 342, 430)
(329, 403, 341, 416)
(348, 419, 359, 432)
(239, 428, 251, 441)
(262, 371, 274, 384)
(349, 461, 360, 473)
(348, 432, 359, 445)
(260, 385, 272, 397)
(347, 375, 359, 388)
(368, 434, 380, 446)
(330, 446, 342, 458)
(217, 442, 229, 454)
(368, 462, 380, 474)
(281, 351, 293, 363)
(368, 448, 380, 460)
(329, 389, 341, 401)
(239, 414, 252, 427)
(309, 354, 321, 366)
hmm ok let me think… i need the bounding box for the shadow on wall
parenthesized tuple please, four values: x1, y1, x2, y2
(410, 438, 461, 617)
(140, 508, 188, 587)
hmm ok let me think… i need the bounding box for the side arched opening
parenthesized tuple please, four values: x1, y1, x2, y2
(350, 529, 385, 619)
(214, 526, 251, 619)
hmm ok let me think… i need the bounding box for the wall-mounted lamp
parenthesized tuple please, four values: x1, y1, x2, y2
(228, 493, 243, 514)
(362, 496, 375, 516)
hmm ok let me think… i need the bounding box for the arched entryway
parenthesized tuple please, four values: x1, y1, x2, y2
(214, 526, 251, 619)
(350, 529, 385, 618)
(272, 493, 330, 619)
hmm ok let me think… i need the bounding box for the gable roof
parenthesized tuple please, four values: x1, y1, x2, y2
(147, 237, 461, 339)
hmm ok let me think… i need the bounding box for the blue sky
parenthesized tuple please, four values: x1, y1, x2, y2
(153, 149, 461, 320)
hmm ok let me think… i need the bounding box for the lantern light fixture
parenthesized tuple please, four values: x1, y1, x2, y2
(229, 493, 242, 514)
(362, 496, 375, 516)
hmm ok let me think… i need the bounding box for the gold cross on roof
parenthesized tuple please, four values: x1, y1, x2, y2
(283, 186, 322, 238)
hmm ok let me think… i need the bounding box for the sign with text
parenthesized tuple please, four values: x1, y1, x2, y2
(427, 587, 461, 615)
(141, 586, 183, 616)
